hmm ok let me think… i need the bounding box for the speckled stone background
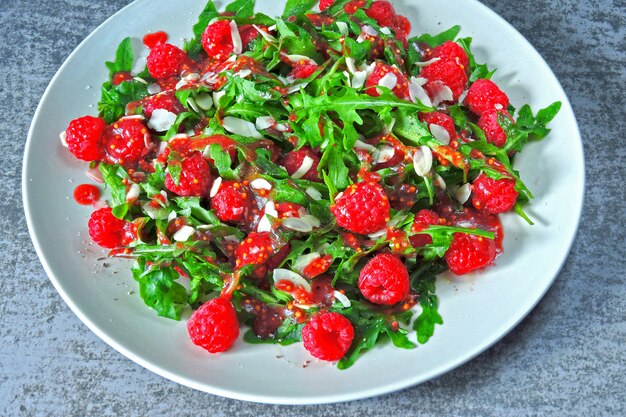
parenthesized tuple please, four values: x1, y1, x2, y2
(1, 0, 624, 415)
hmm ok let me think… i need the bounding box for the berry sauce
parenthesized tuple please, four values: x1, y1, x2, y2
(73, 184, 100, 205)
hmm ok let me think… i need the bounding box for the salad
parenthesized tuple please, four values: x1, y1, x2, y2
(61, 0, 560, 369)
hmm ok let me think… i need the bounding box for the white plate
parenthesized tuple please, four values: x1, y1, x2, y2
(23, 0, 584, 405)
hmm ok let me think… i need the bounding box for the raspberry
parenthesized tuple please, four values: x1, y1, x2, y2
(477, 109, 514, 147)
(88, 207, 129, 249)
(103, 117, 152, 166)
(238, 24, 261, 50)
(146, 43, 188, 79)
(290, 62, 318, 79)
(344, 0, 366, 14)
(464, 79, 510, 116)
(210, 181, 249, 222)
(202, 20, 234, 61)
(445, 232, 496, 275)
(302, 312, 354, 361)
(471, 174, 519, 214)
(235, 232, 274, 268)
(365, 61, 409, 99)
(279, 146, 321, 182)
(189, 134, 238, 163)
(365, 1, 398, 28)
(165, 153, 213, 197)
(396, 15, 411, 37)
(319, 0, 335, 11)
(358, 253, 410, 305)
(410, 209, 441, 247)
(331, 182, 390, 234)
(142, 92, 184, 119)
(419, 111, 457, 141)
(65, 116, 106, 162)
(187, 297, 240, 353)
(420, 58, 468, 101)
(425, 41, 469, 71)
(275, 202, 303, 219)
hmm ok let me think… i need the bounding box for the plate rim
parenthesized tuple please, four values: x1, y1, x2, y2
(22, 0, 585, 405)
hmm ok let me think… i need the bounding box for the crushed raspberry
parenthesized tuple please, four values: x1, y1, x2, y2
(210, 181, 249, 222)
(344, 0, 366, 14)
(103, 117, 152, 167)
(88, 207, 129, 248)
(358, 253, 410, 305)
(146, 43, 188, 79)
(279, 146, 321, 182)
(238, 24, 261, 50)
(275, 202, 303, 219)
(188, 134, 238, 163)
(301, 255, 333, 279)
(420, 58, 468, 101)
(396, 15, 411, 37)
(143, 31, 168, 49)
(202, 20, 234, 61)
(235, 232, 274, 268)
(419, 111, 457, 141)
(477, 109, 513, 147)
(302, 312, 354, 361)
(365, 1, 398, 28)
(319, 0, 335, 11)
(445, 232, 497, 275)
(165, 153, 213, 197)
(365, 62, 410, 99)
(464, 78, 510, 116)
(471, 174, 519, 214)
(142, 92, 185, 118)
(290, 62, 318, 79)
(331, 181, 390, 234)
(425, 41, 469, 71)
(65, 116, 106, 162)
(410, 209, 441, 247)
(187, 297, 240, 353)
(112, 72, 133, 86)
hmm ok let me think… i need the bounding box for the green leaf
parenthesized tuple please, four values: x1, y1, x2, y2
(132, 261, 188, 320)
(209, 143, 237, 180)
(282, 0, 316, 17)
(173, 197, 221, 226)
(98, 164, 128, 209)
(225, 0, 255, 17)
(105, 37, 134, 78)
(409, 25, 461, 48)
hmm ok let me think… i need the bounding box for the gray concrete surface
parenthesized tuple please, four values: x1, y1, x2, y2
(1, 0, 625, 416)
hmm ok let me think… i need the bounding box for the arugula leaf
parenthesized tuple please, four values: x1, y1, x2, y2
(282, 0, 316, 17)
(457, 37, 496, 82)
(410, 261, 445, 344)
(132, 260, 188, 320)
(225, 0, 255, 17)
(209, 144, 238, 180)
(105, 37, 134, 78)
(409, 25, 461, 48)
(173, 197, 221, 226)
(243, 317, 304, 345)
(502, 101, 561, 153)
(99, 164, 128, 209)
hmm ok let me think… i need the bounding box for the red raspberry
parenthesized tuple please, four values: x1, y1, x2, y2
(331, 182, 390, 234)
(344, 0, 366, 14)
(445, 232, 497, 275)
(358, 253, 410, 305)
(210, 181, 249, 222)
(275, 202, 303, 219)
(65, 116, 106, 162)
(471, 174, 519, 214)
(464, 79, 510, 116)
(189, 134, 238, 163)
(365, 1, 398, 28)
(146, 43, 188, 79)
(187, 297, 240, 353)
(477, 109, 513, 147)
(142, 92, 184, 119)
(235, 232, 274, 268)
(425, 41, 469, 71)
(319, 0, 335, 11)
(290, 62, 318, 79)
(88, 207, 129, 249)
(202, 20, 234, 61)
(165, 153, 213, 197)
(396, 15, 411, 37)
(279, 146, 321, 182)
(420, 58, 468, 101)
(419, 111, 457, 140)
(302, 312, 354, 361)
(238, 25, 261, 49)
(410, 209, 441, 247)
(103, 117, 152, 166)
(365, 62, 409, 99)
